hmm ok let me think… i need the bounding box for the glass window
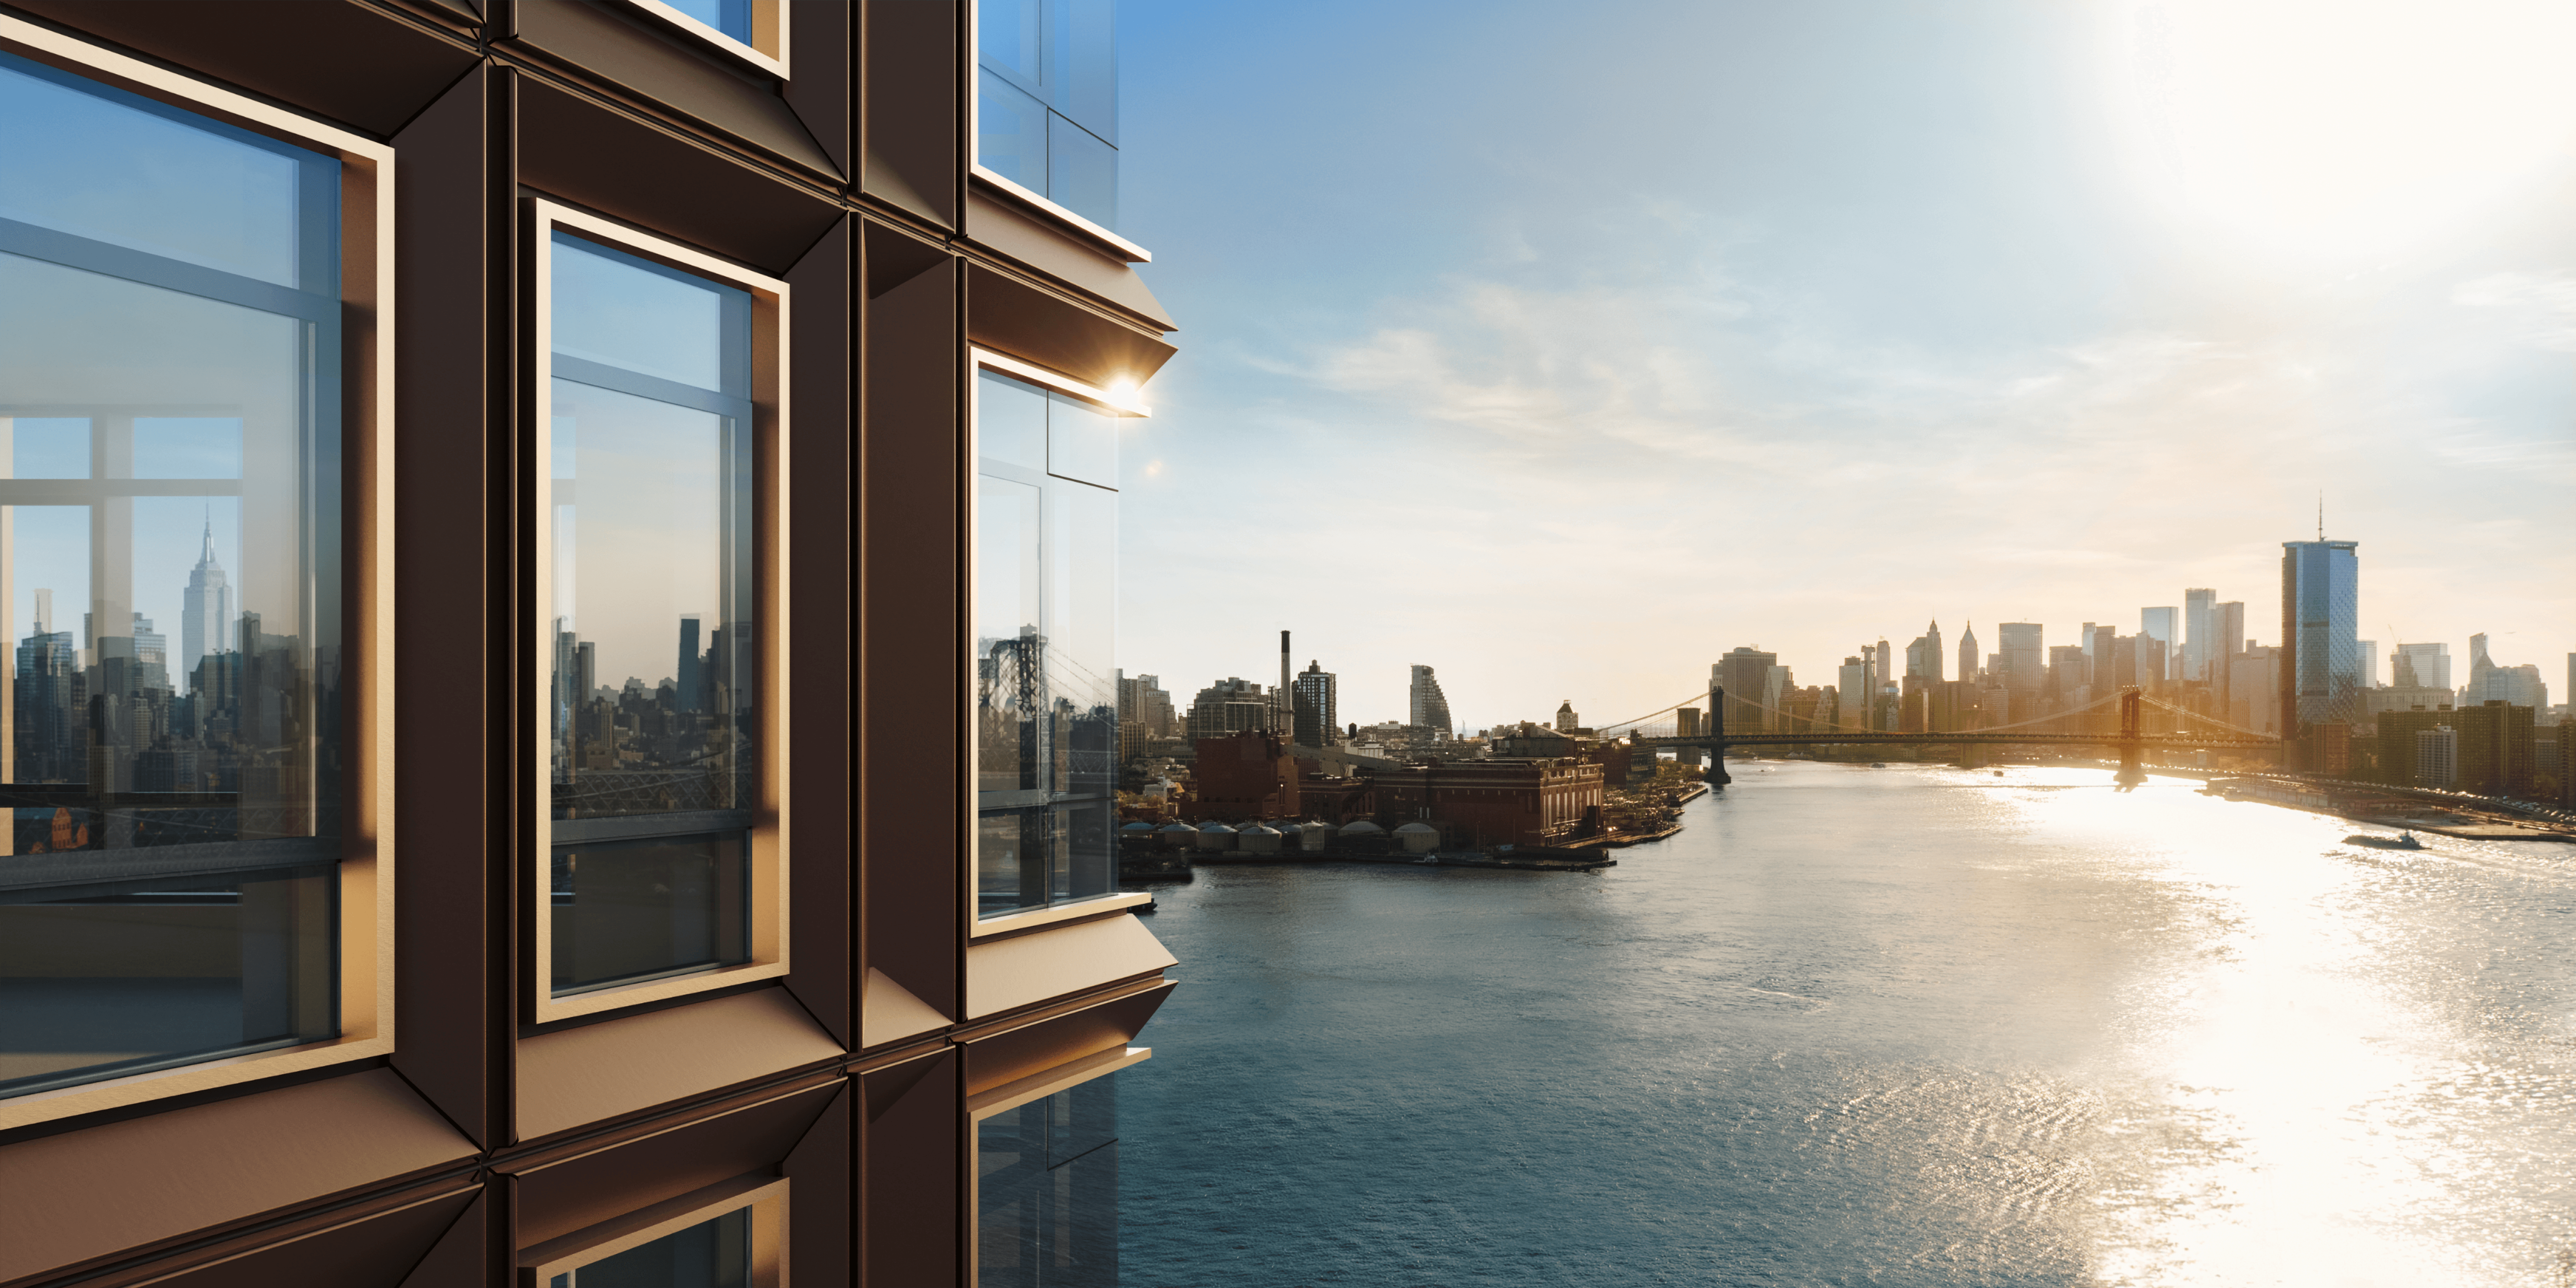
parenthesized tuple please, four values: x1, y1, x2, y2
(546, 232, 758, 998)
(977, 1074, 1120, 1288)
(0, 53, 344, 1101)
(659, 0, 753, 45)
(548, 1205, 752, 1288)
(975, 0, 1120, 230)
(975, 369, 1124, 921)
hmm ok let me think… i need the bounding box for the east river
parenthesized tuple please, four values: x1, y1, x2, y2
(1115, 760, 2576, 1286)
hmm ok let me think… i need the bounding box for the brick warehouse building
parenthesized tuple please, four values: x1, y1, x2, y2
(0, 3, 1178, 1286)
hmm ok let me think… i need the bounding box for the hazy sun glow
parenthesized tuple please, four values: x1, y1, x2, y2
(2111, 0, 2576, 261)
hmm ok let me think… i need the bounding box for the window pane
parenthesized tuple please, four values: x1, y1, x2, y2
(979, 0, 1044, 83)
(975, 474, 1041, 797)
(660, 0, 753, 44)
(977, 1075, 1119, 1288)
(978, 370, 1048, 471)
(1046, 115, 1117, 231)
(557, 1205, 752, 1288)
(0, 51, 342, 1106)
(0, 58, 322, 289)
(0, 864, 334, 1097)
(546, 238, 757, 999)
(1048, 482, 1114, 797)
(1046, 391, 1116, 489)
(552, 234, 737, 395)
(978, 69, 1050, 194)
(552, 834, 748, 994)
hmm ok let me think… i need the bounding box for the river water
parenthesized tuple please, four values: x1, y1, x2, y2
(1115, 760, 2576, 1286)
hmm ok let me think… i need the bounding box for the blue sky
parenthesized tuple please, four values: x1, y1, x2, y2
(1114, 0, 2576, 730)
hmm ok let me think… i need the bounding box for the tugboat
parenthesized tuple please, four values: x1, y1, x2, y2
(2343, 831, 2423, 851)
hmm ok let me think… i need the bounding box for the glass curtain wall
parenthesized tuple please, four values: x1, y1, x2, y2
(0, 54, 344, 1100)
(976, 0, 1120, 230)
(975, 369, 1118, 920)
(977, 1075, 1120, 1288)
(547, 232, 757, 996)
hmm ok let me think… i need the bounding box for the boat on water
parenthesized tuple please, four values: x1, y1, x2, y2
(2344, 831, 2423, 851)
(1870, 761, 1888, 768)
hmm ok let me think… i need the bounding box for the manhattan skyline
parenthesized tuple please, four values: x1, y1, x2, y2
(1112, 0, 2576, 731)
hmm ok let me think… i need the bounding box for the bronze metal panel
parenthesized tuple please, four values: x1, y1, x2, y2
(962, 913, 1175, 1020)
(964, 262, 1179, 391)
(961, 980, 1174, 1096)
(858, 1048, 957, 1288)
(963, 189, 1174, 330)
(516, 76, 845, 275)
(782, 1084, 853, 1287)
(390, 62, 495, 1150)
(99, 1185, 477, 1288)
(508, 1081, 839, 1246)
(0, 1070, 477, 1283)
(782, 217, 854, 1049)
(506, 0, 841, 179)
(393, 1188, 493, 1288)
(864, 218, 952, 300)
(783, 0, 851, 175)
(859, 259, 961, 1023)
(859, 0, 957, 228)
(8, 1, 481, 137)
(514, 987, 845, 1141)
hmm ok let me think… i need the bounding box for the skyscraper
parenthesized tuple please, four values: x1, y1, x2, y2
(1998, 623, 2044, 694)
(179, 513, 233, 695)
(1717, 646, 1779, 733)
(2280, 538, 2362, 743)
(2182, 588, 2215, 680)
(1957, 622, 1979, 682)
(2141, 606, 2178, 682)
(1409, 664, 1452, 735)
(1292, 660, 1337, 746)
(2395, 642, 2451, 691)
(2357, 640, 2378, 690)
(1905, 619, 1944, 682)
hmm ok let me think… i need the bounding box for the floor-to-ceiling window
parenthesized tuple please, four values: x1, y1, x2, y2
(0, 50, 348, 1101)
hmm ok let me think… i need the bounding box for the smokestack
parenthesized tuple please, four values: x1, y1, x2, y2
(1280, 630, 1292, 734)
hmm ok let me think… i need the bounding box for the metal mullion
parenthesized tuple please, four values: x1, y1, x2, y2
(0, 216, 337, 325)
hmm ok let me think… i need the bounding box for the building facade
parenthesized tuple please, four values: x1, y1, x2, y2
(0, 4, 1177, 1285)
(2280, 539, 2362, 763)
(1291, 660, 1336, 747)
(1407, 663, 1451, 736)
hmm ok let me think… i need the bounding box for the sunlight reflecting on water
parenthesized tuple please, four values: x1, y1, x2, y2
(1121, 761, 2576, 1286)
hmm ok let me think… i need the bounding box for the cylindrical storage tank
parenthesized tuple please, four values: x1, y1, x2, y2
(1394, 821, 1442, 854)
(1300, 821, 1334, 852)
(1240, 823, 1283, 854)
(1194, 822, 1239, 852)
(1157, 822, 1197, 851)
(1340, 819, 1386, 855)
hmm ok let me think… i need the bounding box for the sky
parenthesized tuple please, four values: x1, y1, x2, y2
(1112, 0, 2576, 733)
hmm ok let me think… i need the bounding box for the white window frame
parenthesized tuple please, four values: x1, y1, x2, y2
(527, 199, 792, 1025)
(0, 15, 398, 1133)
(626, 0, 789, 79)
(966, 350, 1152, 941)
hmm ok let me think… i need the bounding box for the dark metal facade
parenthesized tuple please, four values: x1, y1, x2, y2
(0, 2, 1177, 1284)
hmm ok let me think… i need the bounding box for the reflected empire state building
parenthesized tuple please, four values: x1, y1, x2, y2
(10, 524, 323, 852)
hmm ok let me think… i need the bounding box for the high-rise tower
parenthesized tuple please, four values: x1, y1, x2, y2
(2280, 538, 2362, 745)
(178, 511, 233, 695)
(1409, 664, 1452, 736)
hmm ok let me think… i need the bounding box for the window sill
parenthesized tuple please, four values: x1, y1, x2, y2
(534, 960, 792, 1025)
(970, 165, 1152, 264)
(0, 1033, 395, 1132)
(971, 890, 1153, 941)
